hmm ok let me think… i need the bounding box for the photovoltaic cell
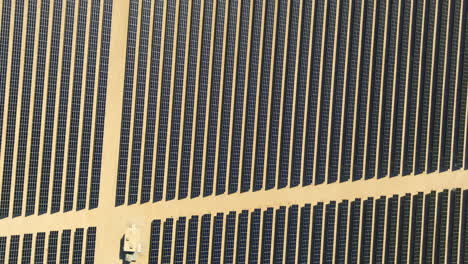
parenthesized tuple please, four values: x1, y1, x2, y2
(0, 237, 6, 263)
(409, 193, 423, 262)
(422, 191, 436, 263)
(235, 211, 248, 263)
(335, 201, 348, 263)
(272, 206, 286, 263)
(71, 228, 84, 264)
(360, 198, 373, 263)
(174, 217, 187, 264)
(285, 205, 298, 262)
(297, 204, 311, 262)
(84, 227, 97, 264)
(447, 189, 461, 262)
(34, 232, 45, 263)
(186, 216, 198, 264)
(396, 194, 410, 261)
(384, 195, 398, 262)
(47, 231, 59, 264)
(198, 214, 211, 263)
(372, 197, 386, 262)
(21, 234, 32, 264)
(248, 209, 261, 263)
(310, 203, 323, 263)
(210, 214, 223, 264)
(9, 235, 20, 264)
(223, 212, 236, 264)
(148, 220, 161, 263)
(60, 230, 71, 264)
(323, 202, 336, 263)
(348, 199, 361, 263)
(161, 219, 174, 263)
(260, 208, 274, 263)
(434, 190, 448, 262)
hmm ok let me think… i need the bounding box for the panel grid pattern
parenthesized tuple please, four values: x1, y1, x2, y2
(0, 227, 97, 263)
(115, 0, 468, 206)
(0, 0, 114, 218)
(147, 188, 468, 263)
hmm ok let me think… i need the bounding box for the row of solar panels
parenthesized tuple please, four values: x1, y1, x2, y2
(116, 0, 468, 205)
(147, 188, 468, 263)
(0, 227, 96, 264)
(0, 0, 113, 218)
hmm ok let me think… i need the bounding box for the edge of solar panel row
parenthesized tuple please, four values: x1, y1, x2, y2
(0, 227, 97, 263)
(146, 188, 468, 263)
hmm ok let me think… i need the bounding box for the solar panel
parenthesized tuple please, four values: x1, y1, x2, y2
(9, 235, 20, 264)
(21, 234, 33, 263)
(84, 227, 97, 264)
(47, 231, 59, 264)
(34, 232, 46, 263)
(71, 228, 84, 264)
(59, 230, 72, 264)
(148, 220, 162, 263)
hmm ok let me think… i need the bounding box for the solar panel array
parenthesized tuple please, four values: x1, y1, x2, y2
(0, 0, 467, 261)
(115, 0, 468, 206)
(0, 0, 113, 218)
(147, 188, 468, 263)
(0, 227, 96, 264)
